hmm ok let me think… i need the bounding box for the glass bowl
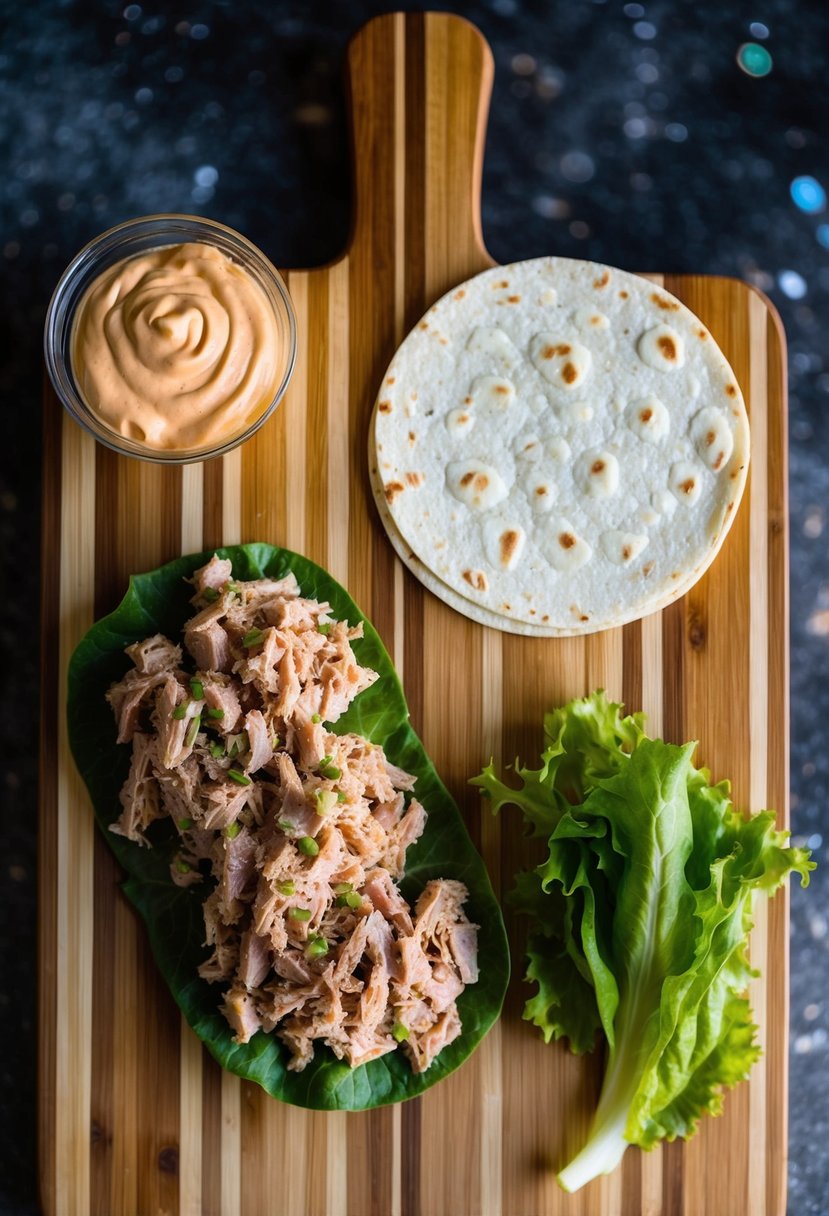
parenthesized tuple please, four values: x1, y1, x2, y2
(44, 214, 297, 463)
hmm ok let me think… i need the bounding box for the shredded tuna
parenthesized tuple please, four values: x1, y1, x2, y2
(106, 557, 478, 1074)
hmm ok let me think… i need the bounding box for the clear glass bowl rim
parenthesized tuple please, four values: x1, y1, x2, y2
(43, 213, 297, 464)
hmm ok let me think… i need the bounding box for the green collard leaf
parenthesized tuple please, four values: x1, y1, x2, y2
(475, 689, 814, 1192)
(68, 543, 509, 1112)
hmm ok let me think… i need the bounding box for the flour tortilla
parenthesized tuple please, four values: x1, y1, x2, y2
(370, 258, 749, 635)
(369, 414, 566, 636)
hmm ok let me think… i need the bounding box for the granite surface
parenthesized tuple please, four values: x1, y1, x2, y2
(1, 1, 828, 1211)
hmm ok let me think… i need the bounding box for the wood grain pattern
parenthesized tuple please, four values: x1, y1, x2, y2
(39, 13, 789, 1215)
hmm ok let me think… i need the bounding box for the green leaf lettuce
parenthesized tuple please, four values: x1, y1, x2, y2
(68, 543, 509, 1111)
(473, 690, 813, 1192)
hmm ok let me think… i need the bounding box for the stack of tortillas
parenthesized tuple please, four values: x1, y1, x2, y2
(369, 257, 749, 636)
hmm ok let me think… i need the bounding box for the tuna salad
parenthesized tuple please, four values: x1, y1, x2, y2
(106, 554, 479, 1074)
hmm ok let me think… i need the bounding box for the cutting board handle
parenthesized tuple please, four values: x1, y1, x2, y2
(344, 12, 494, 297)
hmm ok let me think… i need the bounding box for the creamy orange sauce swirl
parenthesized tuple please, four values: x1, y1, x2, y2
(71, 242, 281, 450)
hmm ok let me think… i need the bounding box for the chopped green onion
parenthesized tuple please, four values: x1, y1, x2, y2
(336, 792, 347, 803)
(276, 880, 295, 896)
(175, 860, 192, 874)
(178, 817, 193, 830)
(242, 627, 264, 648)
(336, 891, 363, 910)
(227, 582, 242, 596)
(288, 906, 311, 922)
(227, 769, 251, 787)
(311, 713, 321, 724)
(172, 703, 189, 720)
(225, 821, 242, 840)
(392, 1021, 410, 1043)
(271, 734, 281, 749)
(189, 678, 204, 699)
(207, 706, 224, 720)
(313, 789, 338, 817)
(227, 731, 248, 759)
(185, 714, 202, 748)
(202, 586, 219, 603)
(317, 623, 331, 636)
(306, 935, 329, 960)
(298, 836, 319, 857)
(209, 742, 225, 759)
(318, 755, 341, 780)
(277, 818, 296, 834)
(333, 882, 353, 895)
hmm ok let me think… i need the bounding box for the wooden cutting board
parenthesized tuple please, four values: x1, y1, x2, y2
(39, 12, 790, 1216)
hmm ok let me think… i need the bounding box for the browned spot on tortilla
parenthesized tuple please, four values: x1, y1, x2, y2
(559, 532, 576, 550)
(671, 571, 680, 579)
(640, 407, 653, 423)
(619, 289, 629, 299)
(435, 540, 445, 549)
(430, 306, 437, 313)
(460, 472, 475, 488)
(643, 561, 655, 577)
(464, 395, 473, 404)
(651, 292, 679, 311)
(378, 401, 392, 414)
(529, 609, 536, 616)
(590, 315, 602, 325)
(697, 328, 708, 340)
(679, 477, 696, 494)
(499, 530, 520, 565)
(473, 473, 490, 492)
(726, 502, 734, 512)
(657, 335, 678, 361)
(542, 342, 571, 359)
(542, 614, 550, 622)
(502, 603, 512, 612)
(453, 289, 466, 300)
(462, 569, 488, 592)
(711, 451, 723, 469)
(495, 384, 511, 395)
(622, 545, 632, 560)
(405, 471, 424, 488)
(725, 384, 737, 397)
(457, 413, 469, 424)
(562, 362, 578, 384)
(439, 337, 448, 345)
(730, 470, 739, 479)
(591, 459, 605, 474)
(384, 482, 405, 503)
(594, 271, 610, 288)
(386, 375, 396, 385)
(507, 294, 521, 303)
(408, 431, 416, 444)
(418, 321, 428, 330)
(535, 486, 548, 497)
(580, 615, 589, 622)
(705, 430, 716, 446)
(411, 392, 418, 400)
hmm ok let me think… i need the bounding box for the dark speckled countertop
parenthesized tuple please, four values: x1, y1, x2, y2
(1, 2, 828, 1211)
